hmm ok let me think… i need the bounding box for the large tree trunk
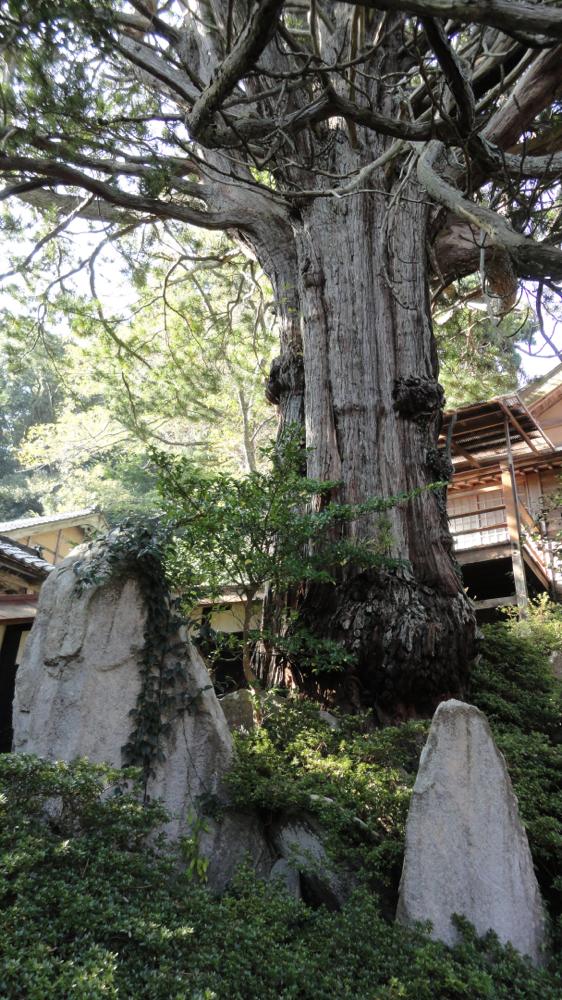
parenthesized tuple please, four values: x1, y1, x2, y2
(257, 169, 476, 717)
(193, 7, 478, 717)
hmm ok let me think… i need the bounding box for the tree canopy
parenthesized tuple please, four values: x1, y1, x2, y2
(2, 1, 562, 710)
(1, 1, 562, 296)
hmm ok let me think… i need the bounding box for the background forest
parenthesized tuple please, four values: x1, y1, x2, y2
(0, 217, 539, 524)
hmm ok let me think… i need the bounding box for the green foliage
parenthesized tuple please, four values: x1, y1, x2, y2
(159, 427, 393, 598)
(0, 312, 162, 521)
(227, 700, 426, 890)
(225, 608, 562, 933)
(1, 752, 560, 999)
(504, 593, 562, 658)
(469, 608, 562, 917)
(180, 813, 211, 884)
(0, 227, 278, 519)
(470, 605, 562, 737)
(0, 325, 65, 518)
(158, 427, 419, 680)
(433, 278, 531, 408)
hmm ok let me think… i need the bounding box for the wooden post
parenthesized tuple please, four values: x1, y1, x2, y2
(501, 418, 528, 616)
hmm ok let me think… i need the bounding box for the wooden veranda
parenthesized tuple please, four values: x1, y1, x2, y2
(441, 391, 562, 614)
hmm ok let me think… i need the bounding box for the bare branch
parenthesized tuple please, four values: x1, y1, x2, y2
(114, 35, 199, 104)
(0, 156, 241, 229)
(188, 0, 286, 138)
(421, 17, 475, 135)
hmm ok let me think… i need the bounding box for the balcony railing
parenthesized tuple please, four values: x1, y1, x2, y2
(448, 504, 508, 551)
(448, 501, 561, 588)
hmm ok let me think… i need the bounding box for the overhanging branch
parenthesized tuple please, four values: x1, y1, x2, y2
(420, 16, 475, 135)
(418, 141, 562, 280)
(0, 156, 239, 230)
(343, 0, 562, 45)
(188, 0, 285, 138)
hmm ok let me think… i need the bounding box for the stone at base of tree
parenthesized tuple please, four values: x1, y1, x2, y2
(219, 689, 256, 732)
(271, 819, 347, 910)
(12, 546, 271, 893)
(318, 709, 340, 730)
(202, 812, 275, 893)
(396, 699, 547, 965)
(549, 649, 562, 680)
(269, 858, 301, 899)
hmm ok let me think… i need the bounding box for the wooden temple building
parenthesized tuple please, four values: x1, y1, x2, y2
(442, 364, 562, 617)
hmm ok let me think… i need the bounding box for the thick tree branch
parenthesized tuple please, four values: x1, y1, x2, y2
(343, 0, 562, 45)
(0, 177, 53, 202)
(330, 92, 451, 143)
(14, 188, 142, 225)
(0, 156, 238, 230)
(188, 0, 286, 138)
(420, 17, 475, 135)
(418, 141, 562, 280)
(0, 128, 204, 193)
(114, 36, 199, 105)
(484, 44, 562, 151)
(472, 139, 562, 181)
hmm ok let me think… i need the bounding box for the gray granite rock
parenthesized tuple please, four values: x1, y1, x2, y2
(271, 819, 346, 910)
(549, 649, 562, 680)
(202, 812, 275, 893)
(269, 858, 301, 899)
(12, 545, 270, 891)
(396, 699, 547, 965)
(318, 709, 340, 730)
(219, 689, 256, 732)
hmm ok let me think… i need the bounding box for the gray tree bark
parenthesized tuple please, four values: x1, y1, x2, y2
(253, 144, 476, 715)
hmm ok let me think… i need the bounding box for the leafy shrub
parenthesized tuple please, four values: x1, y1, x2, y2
(1, 599, 561, 997)
(227, 699, 426, 894)
(469, 612, 562, 918)
(1, 753, 560, 999)
(471, 607, 562, 738)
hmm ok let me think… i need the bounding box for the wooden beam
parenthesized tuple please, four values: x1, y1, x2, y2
(451, 440, 482, 468)
(473, 595, 517, 611)
(515, 394, 556, 450)
(451, 451, 562, 488)
(498, 399, 540, 454)
(449, 503, 506, 521)
(452, 520, 507, 538)
(501, 417, 529, 616)
(522, 547, 551, 593)
(455, 543, 510, 564)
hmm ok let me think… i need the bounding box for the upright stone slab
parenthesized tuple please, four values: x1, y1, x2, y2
(13, 545, 272, 887)
(396, 699, 546, 965)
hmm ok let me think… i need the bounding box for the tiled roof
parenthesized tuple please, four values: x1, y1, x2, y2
(0, 508, 99, 534)
(0, 535, 54, 577)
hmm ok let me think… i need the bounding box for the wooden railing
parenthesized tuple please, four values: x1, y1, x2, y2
(448, 500, 559, 588)
(448, 504, 508, 550)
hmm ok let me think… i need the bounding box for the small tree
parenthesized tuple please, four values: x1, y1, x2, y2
(157, 430, 423, 693)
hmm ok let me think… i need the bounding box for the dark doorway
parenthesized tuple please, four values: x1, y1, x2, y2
(0, 623, 31, 752)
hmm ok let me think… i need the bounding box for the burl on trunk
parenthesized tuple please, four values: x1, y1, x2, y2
(258, 175, 476, 716)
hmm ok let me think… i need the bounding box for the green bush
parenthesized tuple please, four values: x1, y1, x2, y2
(469, 611, 562, 917)
(1, 753, 560, 999)
(227, 699, 427, 893)
(1, 603, 561, 997)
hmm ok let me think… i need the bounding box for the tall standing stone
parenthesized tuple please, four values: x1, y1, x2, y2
(12, 545, 272, 887)
(396, 699, 546, 965)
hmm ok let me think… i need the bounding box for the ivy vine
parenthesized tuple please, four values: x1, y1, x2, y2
(73, 518, 210, 795)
